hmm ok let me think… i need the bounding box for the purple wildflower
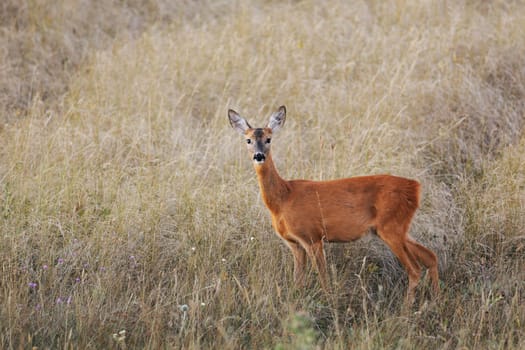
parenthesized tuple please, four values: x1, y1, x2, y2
(28, 282, 37, 289)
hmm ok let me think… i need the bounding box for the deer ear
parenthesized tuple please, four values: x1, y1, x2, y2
(268, 105, 286, 132)
(228, 109, 251, 134)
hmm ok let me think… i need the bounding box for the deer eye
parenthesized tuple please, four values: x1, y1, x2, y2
(246, 139, 252, 144)
(266, 138, 271, 144)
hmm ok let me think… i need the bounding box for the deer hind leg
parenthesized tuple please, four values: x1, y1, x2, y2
(286, 241, 307, 288)
(406, 239, 439, 295)
(377, 227, 422, 304)
(301, 240, 329, 291)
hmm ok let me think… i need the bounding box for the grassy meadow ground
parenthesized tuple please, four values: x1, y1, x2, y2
(1, 0, 525, 348)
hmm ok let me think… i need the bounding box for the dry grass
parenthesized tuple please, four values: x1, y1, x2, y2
(1, 0, 525, 348)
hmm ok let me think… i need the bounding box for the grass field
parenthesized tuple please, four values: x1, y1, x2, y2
(1, 0, 525, 348)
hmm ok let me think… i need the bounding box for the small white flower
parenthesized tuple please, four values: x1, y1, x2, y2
(112, 329, 126, 342)
(221, 258, 226, 262)
(191, 247, 196, 252)
(201, 302, 206, 307)
(250, 236, 255, 241)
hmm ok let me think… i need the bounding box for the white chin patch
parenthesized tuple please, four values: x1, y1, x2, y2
(253, 159, 265, 165)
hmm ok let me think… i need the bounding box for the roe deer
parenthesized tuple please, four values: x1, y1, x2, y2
(228, 105, 439, 303)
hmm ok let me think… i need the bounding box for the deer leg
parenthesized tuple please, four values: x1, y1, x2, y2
(377, 229, 422, 304)
(303, 240, 329, 291)
(286, 241, 307, 288)
(406, 240, 439, 295)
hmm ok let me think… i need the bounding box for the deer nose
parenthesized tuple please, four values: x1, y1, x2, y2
(253, 153, 266, 162)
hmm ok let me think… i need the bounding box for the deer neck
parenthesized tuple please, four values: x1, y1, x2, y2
(254, 153, 289, 213)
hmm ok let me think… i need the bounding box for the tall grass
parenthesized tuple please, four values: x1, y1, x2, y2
(1, 0, 524, 348)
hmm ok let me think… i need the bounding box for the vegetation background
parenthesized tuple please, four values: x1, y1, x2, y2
(1, 0, 524, 348)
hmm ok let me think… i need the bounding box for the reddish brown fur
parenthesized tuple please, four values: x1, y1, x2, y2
(229, 106, 439, 303)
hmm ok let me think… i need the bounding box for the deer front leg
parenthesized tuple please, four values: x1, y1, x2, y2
(286, 241, 307, 288)
(304, 240, 329, 291)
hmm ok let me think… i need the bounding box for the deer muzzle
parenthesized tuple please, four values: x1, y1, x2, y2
(253, 153, 266, 163)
